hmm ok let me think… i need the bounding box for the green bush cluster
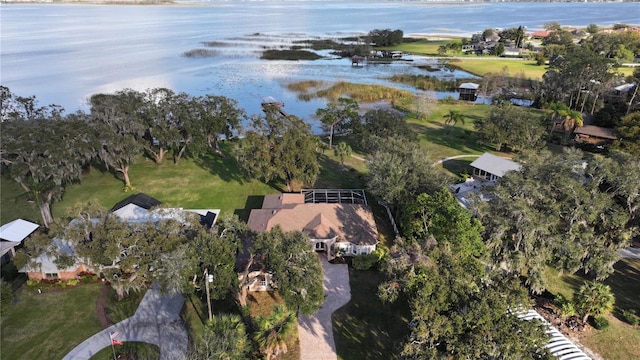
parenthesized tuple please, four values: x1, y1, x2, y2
(25, 277, 83, 291)
(352, 253, 379, 270)
(592, 316, 610, 330)
(554, 294, 577, 318)
(352, 246, 388, 271)
(621, 309, 638, 326)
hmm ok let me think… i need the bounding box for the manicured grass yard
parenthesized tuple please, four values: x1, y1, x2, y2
(1, 283, 104, 360)
(334, 268, 411, 360)
(389, 39, 461, 56)
(410, 102, 494, 161)
(56, 146, 279, 222)
(450, 58, 548, 80)
(89, 342, 160, 360)
(544, 258, 640, 360)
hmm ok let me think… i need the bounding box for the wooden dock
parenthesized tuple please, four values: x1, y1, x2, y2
(261, 96, 288, 116)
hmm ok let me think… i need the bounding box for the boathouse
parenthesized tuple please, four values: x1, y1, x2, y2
(458, 82, 479, 101)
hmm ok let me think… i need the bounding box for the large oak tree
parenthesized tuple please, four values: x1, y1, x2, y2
(234, 109, 319, 192)
(474, 148, 638, 293)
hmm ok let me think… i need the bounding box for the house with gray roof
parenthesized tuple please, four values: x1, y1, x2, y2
(20, 193, 220, 280)
(0, 219, 39, 265)
(470, 152, 521, 181)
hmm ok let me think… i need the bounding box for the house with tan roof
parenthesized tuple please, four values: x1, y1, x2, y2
(247, 191, 379, 261)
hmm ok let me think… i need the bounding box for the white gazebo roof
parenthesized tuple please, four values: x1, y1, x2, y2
(459, 82, 480, 90)
(470, 153, 521, 178)
(0, 219, 40, 242)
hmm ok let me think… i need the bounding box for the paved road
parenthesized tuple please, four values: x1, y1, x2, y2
(63, 283, 187, 360)
(298, 257, 351, 360)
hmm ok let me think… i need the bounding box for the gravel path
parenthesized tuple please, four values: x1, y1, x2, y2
(63, 283, 187, 360)
(297, 257, 351, 360)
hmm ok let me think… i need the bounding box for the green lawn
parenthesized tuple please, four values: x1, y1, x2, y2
(334, 268, 411, 360)
(0, 178, 40, 225)
(89, 342, 160, 360)
(408, 102, 492, 161)
(450, 58, 548, 80)
(1, 141, 375, 226)
(544, 258, 640, 360)
(56, 146, 279, 222)
(386, 39, 461, 56)
(1, 283, 104, 360)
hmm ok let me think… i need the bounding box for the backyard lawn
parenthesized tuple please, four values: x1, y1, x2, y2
(544, 258, 640, 360)
(334, 268, 411, 360)
(450, 58, 548, 80)
(389, 38, 461, 56)
(1, 283, 104, 360)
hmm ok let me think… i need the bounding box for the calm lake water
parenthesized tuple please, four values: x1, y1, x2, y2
(1, 1, 638, 130)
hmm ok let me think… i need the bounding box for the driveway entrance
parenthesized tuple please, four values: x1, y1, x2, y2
(297, 256, 351, 360)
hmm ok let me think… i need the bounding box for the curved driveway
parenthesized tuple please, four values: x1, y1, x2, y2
(63, 284, 187, 360)
(297, 256, 351, 360)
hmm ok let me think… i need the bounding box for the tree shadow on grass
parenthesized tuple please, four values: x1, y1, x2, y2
(193, 151, 248, 185)
(410, 122, 492, 156)
(605, 259, 640, 314)
(441, 159, 473, 178)
(314, 155, 366, 189)
(333, 269, 410, 360)
(234, 195, 265, 223)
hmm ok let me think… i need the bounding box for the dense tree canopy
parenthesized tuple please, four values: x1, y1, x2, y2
(234, 109, 319, 191)
(400, 189, 485, 259)
(315, 97, 359, 148)
(63, 205, 196, 299)
(89, 90, 147, 190)
(251, 227, 324, 316)
(474, 101, 545, 152)
(537, 45, 614, 112)
(368, 29, 404, 47)
(0, 113, 93, 227)
(614, 111, 640, 156)
(474, 148, 638, 293)
(188, 314, 249, 360)
(355, 109, 414, 151)
(379, 241, 549, 359)
(366, 136, 450, 217)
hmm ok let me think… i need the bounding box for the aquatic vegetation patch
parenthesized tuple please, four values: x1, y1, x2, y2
(286, 80, 413, 103)
(260, 49, 322, 61)
(388, 74, 475, 91)
(182, 49, 220, 58)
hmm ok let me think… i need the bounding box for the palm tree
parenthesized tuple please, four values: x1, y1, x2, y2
(334, 142, 352, 167)
(548, 101, 569, 134)
(443, 110, 465, 134)
(574, 281, 615, 323)
(196, 313, 249, 360)
(254, 305, 296, 360)
(562, 109, 584, 142)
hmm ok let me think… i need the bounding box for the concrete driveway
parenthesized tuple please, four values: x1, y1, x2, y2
(63, 283, 187, 360)
(297, 256, 351, 360)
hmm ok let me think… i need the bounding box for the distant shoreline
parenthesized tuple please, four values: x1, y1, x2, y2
(3, 0, 635, 5)
(0, 0, 176, 4)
